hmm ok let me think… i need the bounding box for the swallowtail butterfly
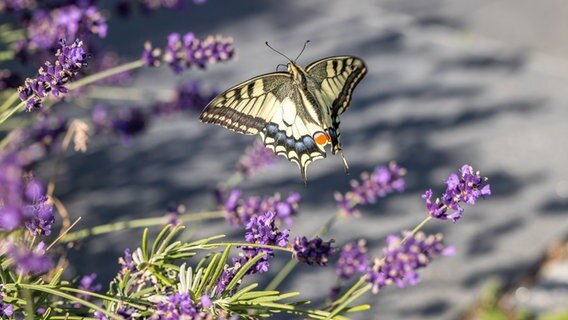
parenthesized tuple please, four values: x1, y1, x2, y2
(200, 47, 367, 183)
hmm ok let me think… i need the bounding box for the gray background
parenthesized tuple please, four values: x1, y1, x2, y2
(49, 1, 568, 319)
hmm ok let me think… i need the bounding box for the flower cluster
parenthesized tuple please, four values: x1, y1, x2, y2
(335, 162, 406, 216)
(423, 164, 491, 222)
(336, 239, 368, 279)
(18, 39, 88, 110)
(77, 274, 102, 301)
(92, 106, 148, 141)
(144, 32, 235, 73)
(217, 211, 289, 293)
(236, 140, 277, 178)
(0, 286, 13, 318)
(5, 241, 53, 275)
(366, 231, 454, 293)
(0, 0, 36, 13)
(26, 5, 106, 50)
(152, 80, 215, 115)
(219, 189, 301, 227)
(24, 196, 55, 236)
(292, 236, 336, 266)
(153, 292, 208, 319)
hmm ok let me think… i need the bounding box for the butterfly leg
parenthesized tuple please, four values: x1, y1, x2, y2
(327, 127, 350, 174)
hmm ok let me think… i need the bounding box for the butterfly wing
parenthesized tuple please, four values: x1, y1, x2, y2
(200, 72, 292, 135)
(259, 85, 328, 183)
(306, 56, 367, 156)
(200, 71, 328, 182)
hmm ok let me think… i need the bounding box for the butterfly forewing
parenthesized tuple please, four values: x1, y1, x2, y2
(200, 73, 292, 135)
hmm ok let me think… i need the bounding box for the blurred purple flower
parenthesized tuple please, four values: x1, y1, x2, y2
(165, 204, 184, 226)
(142, 41, 162, 67)
(119, 248, 136, 272)
(200, 295, 212, 308)
(292, 236, 336, 266)
(219, 189, 301, 227)
(336, 239, 369, 280)
(27, 112, 68, 149)
(24, 195, 55, 236)
(236, 140, 277, 178)
(335, 162, 406, 217)
(217, 212, 290, 293)
(366, 231, 455, 294)
(7, 241, 53, 275)
(0, 0, 36, 12)
(158, 32, 235, 73)
(18, 39, 88, 110)
(152, 80, 215, 115)
(0, 287, 13, 318)
(26, 5, 106, 50)
(242, 211, 289, 273)
(423, 164, 491, 222)
(153, 292, 206, 319)
(111, 107, 147, 140)
(77, 273, 102, 300)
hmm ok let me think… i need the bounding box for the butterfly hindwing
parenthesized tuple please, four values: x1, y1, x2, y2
(200, 73, 293, 135)
(306, 56, 367, 154)
(259, 86, 327, 181)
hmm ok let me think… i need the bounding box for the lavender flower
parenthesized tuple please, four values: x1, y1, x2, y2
(365, 231, 454, 293)
(111, 107, 148, 140)
(292, 236, 336, 266)
(165, 204, 185, 226)
(157, 32, 234, 73)
(219, 189, 301, 227)
(336, 239, 369, 280)
(27, 113, 68, 149)
(24, 195, 55, 236)
(119, 248, 136, 272)
(236, 140, 277, 178)
(142, 41, 162, 67)
(217, 212, 290, 293)
(18, 39, 88, 110)
(335, 162, 406, 217)
(77, 273, 102, 300)
(26, 5, 106, 50)
(153, 292, 206, 319)
(0, 288, 13, 318)
(242, 211, 289, 273)
(0, 0, 36, 12)
(152, 80, 215, 115)
(423, 164, 491, 222)
(6, 241, 53, 275)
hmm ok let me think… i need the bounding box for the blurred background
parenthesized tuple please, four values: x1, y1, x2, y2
(13, 0, 568, 319)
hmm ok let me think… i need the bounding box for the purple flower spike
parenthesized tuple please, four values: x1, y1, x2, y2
(18, 39, 88, 110)
(0, 287, 13, 318)
(292, 236, 336, 266)
(26, 5, 106, 50)
(366, 231, 454, 293)
(336, 239, 369, 279)
(77, 273, 102, 300)
(335, 162, 406, 217)
(219, 189, 301, 227)
(7, 241, 53, 275)
(243, 211, 289, 273)
(155, 32, 235, 73)
(423, 164, 491, 222)
(24, 195, 55, 236)
(237, 140, 277, 178)
(154, 292, 206, 319)
(142, 41, 161, 67)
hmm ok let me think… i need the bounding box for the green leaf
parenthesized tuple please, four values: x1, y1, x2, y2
(225, 253, 265, 294)
(142, 228, 149, 261)
(196, 253, 219, 295)
(151, 225, 172, 257)
(206, 245, 232, 293)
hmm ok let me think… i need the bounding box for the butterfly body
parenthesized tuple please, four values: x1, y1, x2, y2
(200, 56, 367, 182)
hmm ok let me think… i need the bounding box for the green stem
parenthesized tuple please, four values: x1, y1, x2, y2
(0, 92, 19, 113)
(327, 283, 372, 319)
(201, 242, 292, 254)
(5, 283, 122, 320)
(62, 211, 224, 243)
(22, 287, 34, 320)
(68, 60, 144, 90)
(0, 100, 24, 125)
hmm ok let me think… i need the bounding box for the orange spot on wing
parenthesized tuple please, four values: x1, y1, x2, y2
(315, 132, 331, 146)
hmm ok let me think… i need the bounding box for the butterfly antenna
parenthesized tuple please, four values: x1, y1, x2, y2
(265, 41, 292, 61)
(275, 63, 287, 72)
(294, 40, 310, 62)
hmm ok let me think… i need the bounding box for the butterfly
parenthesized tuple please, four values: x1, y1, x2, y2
(200, 47, 367, 183)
